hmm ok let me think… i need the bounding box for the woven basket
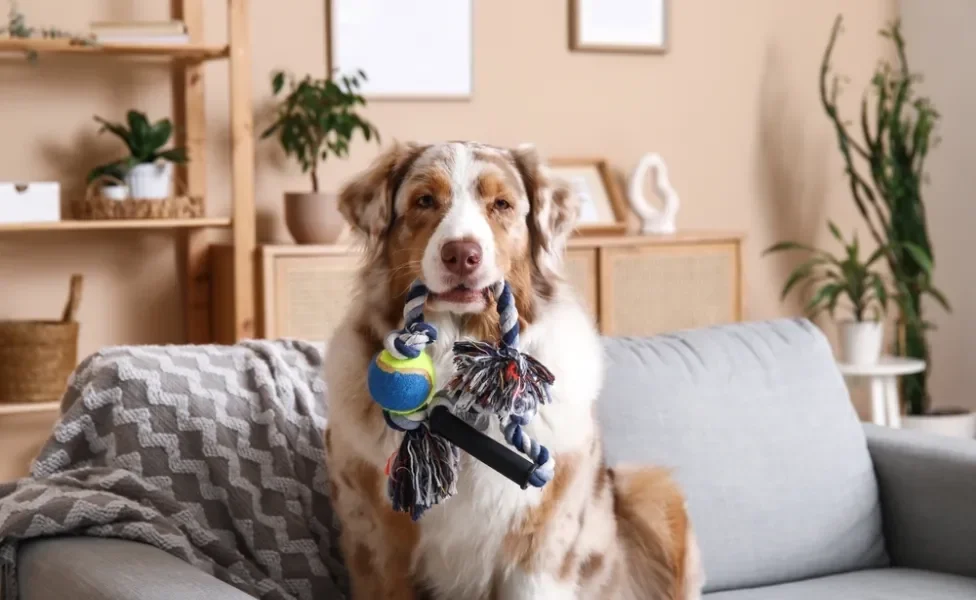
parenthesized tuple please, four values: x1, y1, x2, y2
(0, 275, 82, 404)
(72, 174, 202, 220)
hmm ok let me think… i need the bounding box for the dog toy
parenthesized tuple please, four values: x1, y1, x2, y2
(369, 279, 556, 520)
(367, 284, 437, 414)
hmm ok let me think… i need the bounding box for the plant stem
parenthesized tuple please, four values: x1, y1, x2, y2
(311, 164, 319, 193)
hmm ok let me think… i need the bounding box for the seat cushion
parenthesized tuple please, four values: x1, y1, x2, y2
(703, 568, 976, 599)
(598, 319, 887, 591)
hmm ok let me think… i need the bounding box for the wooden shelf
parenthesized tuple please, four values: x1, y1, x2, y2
(0, 217, 231, 232)
(0, 38, 229, 62)
(0, 401, 60, 416)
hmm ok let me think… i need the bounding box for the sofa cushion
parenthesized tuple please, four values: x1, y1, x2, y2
(597, 319, 887, 592)
(702, 568, 976, 599)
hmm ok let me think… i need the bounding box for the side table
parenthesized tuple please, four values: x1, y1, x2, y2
(837, 356, 926, 428)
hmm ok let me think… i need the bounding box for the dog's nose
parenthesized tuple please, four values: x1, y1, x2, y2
(441, 240, 482, 276)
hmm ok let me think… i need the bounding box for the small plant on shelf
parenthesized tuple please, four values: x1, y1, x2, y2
(0, 1, 96, 61)
(764, 222, 891, 365)
(260, 69, 381, 244)
(90, 110, 188, 200)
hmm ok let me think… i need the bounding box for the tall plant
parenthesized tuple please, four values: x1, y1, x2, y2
(820, 15, 949, 414)
(261, 70, 380, 193)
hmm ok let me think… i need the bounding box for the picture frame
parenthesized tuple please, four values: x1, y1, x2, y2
(325, 0, 474, 100)
(569, 0, 669, 54)
(548, 158, 629, 236)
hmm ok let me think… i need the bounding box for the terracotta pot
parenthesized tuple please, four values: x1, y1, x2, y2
(284, 192, 346, 244)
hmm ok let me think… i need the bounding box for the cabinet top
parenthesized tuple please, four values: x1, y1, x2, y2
(254, 231, 745, 258)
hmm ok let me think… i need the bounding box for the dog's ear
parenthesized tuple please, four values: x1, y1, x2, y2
(338, 141, 426, 244)
(511, 144, 579, 267)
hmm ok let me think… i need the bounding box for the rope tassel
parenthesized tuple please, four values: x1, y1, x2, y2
(387, 423, 460, 521)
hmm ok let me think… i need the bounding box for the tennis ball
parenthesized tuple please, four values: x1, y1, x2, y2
(367, 349, 435, 415)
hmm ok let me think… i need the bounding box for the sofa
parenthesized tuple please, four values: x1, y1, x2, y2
(11, 319, 976, 599)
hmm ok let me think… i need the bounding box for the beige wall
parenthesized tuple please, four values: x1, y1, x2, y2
(0, 0, 896, 360)
(899, 0, 976, 410)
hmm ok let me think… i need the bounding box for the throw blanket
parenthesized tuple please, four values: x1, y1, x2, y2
(0, 340, 348, 600)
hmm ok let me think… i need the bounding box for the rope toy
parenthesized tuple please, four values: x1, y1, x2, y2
(366, 279, 556, 520)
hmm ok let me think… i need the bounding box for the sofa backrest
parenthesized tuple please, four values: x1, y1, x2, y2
(597, 319, 888, 592)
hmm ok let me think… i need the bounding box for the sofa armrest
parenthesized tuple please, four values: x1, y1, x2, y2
(18, 538, 253, 600)
(865, 423, 976, 578)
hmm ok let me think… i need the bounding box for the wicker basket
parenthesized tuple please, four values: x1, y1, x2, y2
(72, 175, 202, 220)
(0, 275, 83, 404)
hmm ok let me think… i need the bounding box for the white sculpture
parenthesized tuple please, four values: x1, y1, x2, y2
(628, 152, 680, 235)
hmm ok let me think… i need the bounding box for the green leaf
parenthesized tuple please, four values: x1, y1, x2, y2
(762, 240, 819, 255)
(150, 118, 173, 153)
(272, 70, 286, 95)
(870, 275, 888, 314)
(827, 220, 844, 243)
(156, 148, 188, 163)
(901, 241, 934, 275)
(93, 116, 135, 152)
(926, 285, 951, 312)
(805, 283, 842, 316)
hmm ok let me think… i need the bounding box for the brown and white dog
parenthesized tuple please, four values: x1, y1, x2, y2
(323, 141, 704, 600)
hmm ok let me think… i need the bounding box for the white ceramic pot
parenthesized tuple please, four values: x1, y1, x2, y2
(125, 162, 173, 200)
(838, 320, 884, 365)
(101, 184, 129, 201)
(284, 191, 346, 244)
(902, 411, 976, 438)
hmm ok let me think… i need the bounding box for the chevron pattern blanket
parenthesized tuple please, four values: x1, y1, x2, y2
(0, 340, 348, 600)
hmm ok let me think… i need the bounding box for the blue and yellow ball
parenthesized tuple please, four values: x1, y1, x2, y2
(367, 350, 436, 414)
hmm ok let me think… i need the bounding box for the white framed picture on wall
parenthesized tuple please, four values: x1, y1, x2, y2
(326, 0, 473, 100)
(570, 0, 669, 54)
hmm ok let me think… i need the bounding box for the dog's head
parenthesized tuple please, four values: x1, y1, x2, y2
(339, 141, 578, 317)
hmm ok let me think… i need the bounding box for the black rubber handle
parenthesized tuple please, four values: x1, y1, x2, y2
(428, 404, 537, 489)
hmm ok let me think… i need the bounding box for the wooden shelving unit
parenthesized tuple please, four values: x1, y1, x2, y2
(0, 217, 231, 233)
(0, 402, 60, 416)
(0, 38, 229, 61)
(0, 0, 256, 349)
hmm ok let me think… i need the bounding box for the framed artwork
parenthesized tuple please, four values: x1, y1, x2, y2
(569, 0, 669, 54)
(548, 158, 629, 236)
(326, 0, 473, 100)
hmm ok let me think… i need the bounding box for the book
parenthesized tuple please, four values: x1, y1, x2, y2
(90, 20, 186, 37)
(95, 34, 190, 45)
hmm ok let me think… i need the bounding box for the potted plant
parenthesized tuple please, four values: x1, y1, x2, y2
(92, 110, 187, 200)
(261, 69, 380, 244)
(85, 160, 129, 201)
(819, 16, 967, 435)
(765, 223, 889, 365)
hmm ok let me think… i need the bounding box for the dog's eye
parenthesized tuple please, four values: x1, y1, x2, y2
(416, 195, 436, 209)
(493, 198, 512, 211)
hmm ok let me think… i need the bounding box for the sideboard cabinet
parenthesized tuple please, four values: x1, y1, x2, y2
(211, 232, 743, 345)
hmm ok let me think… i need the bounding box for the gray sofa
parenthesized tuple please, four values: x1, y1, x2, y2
(13, 319, 976, 599)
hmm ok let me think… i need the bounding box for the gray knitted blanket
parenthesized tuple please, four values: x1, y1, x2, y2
(0, 340, 348, 600)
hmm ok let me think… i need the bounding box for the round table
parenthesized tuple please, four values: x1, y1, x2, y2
(837, 356, 926, 428)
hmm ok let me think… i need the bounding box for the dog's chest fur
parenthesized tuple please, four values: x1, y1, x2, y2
(410, 290, 605, 597)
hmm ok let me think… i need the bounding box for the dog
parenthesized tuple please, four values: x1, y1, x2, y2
(323, 141, 704, 599)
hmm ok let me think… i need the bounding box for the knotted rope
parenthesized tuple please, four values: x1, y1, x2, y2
(381, 279, 556, 519)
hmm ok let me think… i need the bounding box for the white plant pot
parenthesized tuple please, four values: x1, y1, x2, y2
(902, 411, 976, 439)
(125, 162, 173, 200)
(838, 320, 884, 365)
(101, 184, 129, 201)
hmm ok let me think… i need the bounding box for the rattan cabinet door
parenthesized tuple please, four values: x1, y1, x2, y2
(564, 248, 599, 326)
(599, 242, 741, 337)
(266, 254, 361, 342)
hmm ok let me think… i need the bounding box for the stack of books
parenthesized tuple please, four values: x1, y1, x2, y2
(90, 20, 188, 45)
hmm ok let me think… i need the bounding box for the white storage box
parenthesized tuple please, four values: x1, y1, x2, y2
(0, 182, 61, 224)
